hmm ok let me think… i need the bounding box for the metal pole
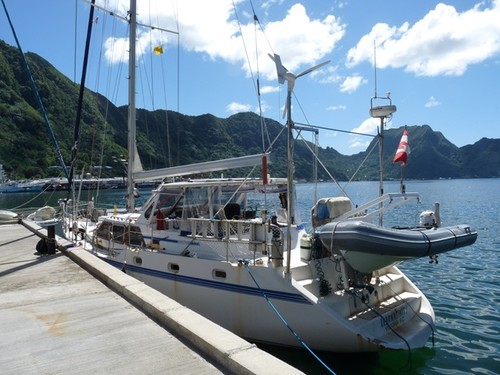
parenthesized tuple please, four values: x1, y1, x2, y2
(378, 117, 384, 226)
(285, 89, 293, 275)
(127, 0, 137, 211)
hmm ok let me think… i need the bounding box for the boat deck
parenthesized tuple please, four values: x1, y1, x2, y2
(0, 221, 303, 375)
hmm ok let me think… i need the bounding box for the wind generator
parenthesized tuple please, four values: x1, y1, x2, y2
(268, 53, 330, 274)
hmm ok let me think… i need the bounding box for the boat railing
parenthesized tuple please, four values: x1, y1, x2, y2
(336, 192, 420, 223)
(187, 217, 284, 261)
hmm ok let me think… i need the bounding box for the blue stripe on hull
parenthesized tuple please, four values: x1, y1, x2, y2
(104, 258, 310, 304)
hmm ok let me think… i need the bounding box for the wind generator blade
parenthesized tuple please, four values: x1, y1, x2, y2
(268, 53, 287, 84)
(296, 60, 330, 79)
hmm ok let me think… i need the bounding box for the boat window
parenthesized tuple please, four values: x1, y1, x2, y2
(128, 226, 144, 246)
(183, 187, 209, 219)
(96, 221, 112, 240)
(112, 225, 125, 244)
(133, 256, 142, 265)
(144, 203, 153, 220)
(213, 269, 226, 279)
(168, 263, 180, 273)
(156, 192, 183, 218)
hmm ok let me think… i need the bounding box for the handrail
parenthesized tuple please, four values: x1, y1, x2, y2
(186, 217, 285, 263)
(335, 192, 420, 222)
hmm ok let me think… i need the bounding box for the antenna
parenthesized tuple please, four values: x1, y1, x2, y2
(373, 40, 378, 98)
(369, 41, 397, 224)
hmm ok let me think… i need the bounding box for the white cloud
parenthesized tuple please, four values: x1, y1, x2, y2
(259, 4, 344, 79)
(346, 1, 500, 76)
(340, 75, 367, 93)
(260, 85, 279, 94)
(225, 102, 253, 114)
(352, 117, 380, 136)
(348, 117, 385, 151)
(97, 1, 345, 83)
(103, 36, 129, 65)
(326, 104, 346, 111)
(348, 137, 371, 151)
(425, 96, 441, 108)
(225, 100, 270, 115)
(319, 65, 342, 84)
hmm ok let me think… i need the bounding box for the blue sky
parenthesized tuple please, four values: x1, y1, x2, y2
(1, 0, 499, 155)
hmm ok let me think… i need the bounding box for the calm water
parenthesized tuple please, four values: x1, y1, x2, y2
(1, 179, 498, 374)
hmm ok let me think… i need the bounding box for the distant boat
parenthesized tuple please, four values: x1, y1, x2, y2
(62, 0, 477, 354)
(0, 164, 48, 193)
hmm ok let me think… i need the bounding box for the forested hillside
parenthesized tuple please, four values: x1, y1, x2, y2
(1, 40, 499, 181)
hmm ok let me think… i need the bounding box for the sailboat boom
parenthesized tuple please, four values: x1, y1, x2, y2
(133, 153, 270, 182)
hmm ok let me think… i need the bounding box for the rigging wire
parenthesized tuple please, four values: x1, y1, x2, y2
(0, 0, 69, 180)
(68, 0, 96, 215)
(73, 0, 78, 82)
(98, 4, 120, 203)
(237, 1, 378, 200)
(248, 0, 276, 54)
(85, 0, 177, 173)
(174, 3, 180, 114)
(343, 138, 379, 191)
(157, 0, 174, 167)
(232, 0, 271, 153)
(241, 260, 337, 375)
(148, 0, 171, 169)
(297, 132, 350, 200)
(253, 13, 266, 152)
(294, 121, 377, 138)
(293, 113, 379, 201)
(160, 51, 173, 167)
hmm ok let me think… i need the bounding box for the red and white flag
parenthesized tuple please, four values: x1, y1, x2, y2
(393, 128, 410, 165)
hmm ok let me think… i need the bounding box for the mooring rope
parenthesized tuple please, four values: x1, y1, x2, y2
(346, 289, 413, 370)
(240, 260, 337, 375)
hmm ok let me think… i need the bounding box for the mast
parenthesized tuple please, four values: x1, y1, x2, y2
(127, 0, 137, 211)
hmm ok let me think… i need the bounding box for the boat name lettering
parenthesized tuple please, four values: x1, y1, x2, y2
(381, 305, 408, 330)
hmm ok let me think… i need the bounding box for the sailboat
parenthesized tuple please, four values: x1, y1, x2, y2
(63, 0, 478, 353)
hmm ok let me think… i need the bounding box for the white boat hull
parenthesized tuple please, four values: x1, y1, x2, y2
(93, 246, 435, 353)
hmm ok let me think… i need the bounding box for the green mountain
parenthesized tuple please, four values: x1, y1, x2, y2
(0, 40, 499, 181)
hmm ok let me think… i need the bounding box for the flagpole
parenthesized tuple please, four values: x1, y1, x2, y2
(400, 164, 406, 193)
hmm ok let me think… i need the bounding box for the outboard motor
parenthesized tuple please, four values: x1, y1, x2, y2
(419, 202, 441, 228)
(419, 210, 437, 228)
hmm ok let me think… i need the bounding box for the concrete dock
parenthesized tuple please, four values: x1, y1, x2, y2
(0, 221, 303, 374)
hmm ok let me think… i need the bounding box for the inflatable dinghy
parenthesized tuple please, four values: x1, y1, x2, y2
(317, 220, 477, 272)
